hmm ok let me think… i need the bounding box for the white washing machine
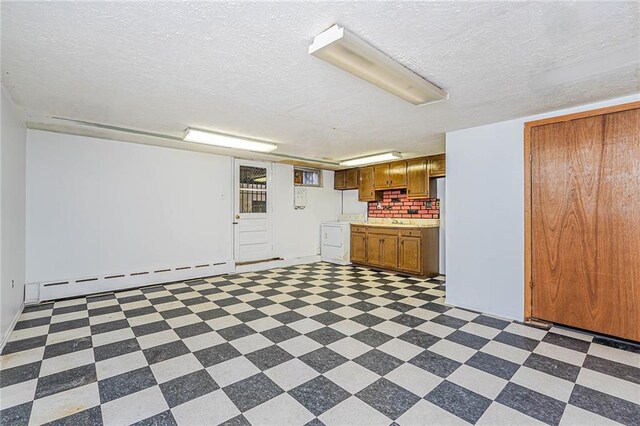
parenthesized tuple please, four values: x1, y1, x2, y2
(321, 214, 364, 265)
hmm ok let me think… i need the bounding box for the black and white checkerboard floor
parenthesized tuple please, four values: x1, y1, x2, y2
(1, 263, 638, 426)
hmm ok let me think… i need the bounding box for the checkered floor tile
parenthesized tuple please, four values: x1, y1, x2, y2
(1, 262, 639, 425)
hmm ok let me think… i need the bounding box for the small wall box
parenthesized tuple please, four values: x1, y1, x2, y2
(294, 186, 307, 209)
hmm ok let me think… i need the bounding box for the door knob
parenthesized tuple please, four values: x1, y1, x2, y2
(235, 214, 240, 219)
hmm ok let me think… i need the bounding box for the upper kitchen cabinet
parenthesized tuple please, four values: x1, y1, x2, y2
(406, 157, 430, 198)
(338, 154, 444, 196)
(334, 169, 346, 190)
(345, 168, 359, 189)
(334, 168, 359, 190)
(373, 163, 390, 189)
(358, 166, 380, 201)
(374, 160, 407, 189)
(388, 161, 407, 187)
(429, 154, 446, 178)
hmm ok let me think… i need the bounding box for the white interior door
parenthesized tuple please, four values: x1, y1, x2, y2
(234, 160, 274, 263)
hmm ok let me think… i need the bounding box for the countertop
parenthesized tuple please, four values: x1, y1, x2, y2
(350, 219, 440, 228)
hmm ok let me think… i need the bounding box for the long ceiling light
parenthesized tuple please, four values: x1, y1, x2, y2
(309, 25, 448, 106)
(183, 128, 277, 152)
(340, 151, 401, 167)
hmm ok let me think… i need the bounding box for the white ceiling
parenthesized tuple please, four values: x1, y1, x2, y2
(2, 1, 639, 167)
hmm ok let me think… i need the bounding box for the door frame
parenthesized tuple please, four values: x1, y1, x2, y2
(523, 101, 640, 321)
(233, 159, 275, 263)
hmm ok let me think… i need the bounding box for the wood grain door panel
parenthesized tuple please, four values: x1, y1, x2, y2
(407, 158, 429, 198)
(374, 164, 390, 189)
(399, 237, 421, 273)
(429, 154, 446, 178)
(351, 232, 366, 263)
(358, 167, 375, 201)
(389, 161, 407, 187)
(366, 234, 382, 266)
(381, 236, 398, 269)
(345, 169, 359, 189)
(334, 170, 346, 190)
(531, 108, 640, 341)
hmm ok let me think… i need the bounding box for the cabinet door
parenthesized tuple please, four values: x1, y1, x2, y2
(373, 164, 390, 189)
(358, 167, 376, 201)
(381, 235, 399, 269)
(350, 232, 366, 263)
(345, 168, 359, 189)
(406, 158, 429, 198)
(366, 234, 382, 266)
(398, 237, 421, 273)
(388, 161, 407, 188)
(334, 170, 346, 190)
(429, 154, 446, 178)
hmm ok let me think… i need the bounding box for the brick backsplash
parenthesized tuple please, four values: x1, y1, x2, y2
(368, 189, 440, 219)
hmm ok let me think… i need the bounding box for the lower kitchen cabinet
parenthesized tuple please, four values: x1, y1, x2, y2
(350, 225, 439, 277)
(380, 234, 399, 269)
(398, 236, 421, 273)
(350, 231, 367, 263)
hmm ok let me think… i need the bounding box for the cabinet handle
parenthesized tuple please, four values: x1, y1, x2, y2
(407, 189, 411, 194)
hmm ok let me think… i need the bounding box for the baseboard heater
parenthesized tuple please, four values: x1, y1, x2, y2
(25, 261, 233, 304)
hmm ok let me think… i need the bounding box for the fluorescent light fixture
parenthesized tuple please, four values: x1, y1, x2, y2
(183, 128, 277, 152)
(340, 151, 401, 167)
(309, 25, 448, 106)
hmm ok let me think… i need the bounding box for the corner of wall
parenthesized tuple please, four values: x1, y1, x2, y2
(1, 89, 27, 343)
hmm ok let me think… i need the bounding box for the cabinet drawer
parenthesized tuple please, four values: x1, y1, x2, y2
(400, 229, 421, 237)
(367, 228, 399, 236)
(351, 226, 367, 233)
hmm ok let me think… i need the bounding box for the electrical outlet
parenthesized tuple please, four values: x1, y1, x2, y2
(12, 279, 15, 288)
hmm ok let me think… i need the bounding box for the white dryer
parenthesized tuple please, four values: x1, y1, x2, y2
(320, 214, 364, 265)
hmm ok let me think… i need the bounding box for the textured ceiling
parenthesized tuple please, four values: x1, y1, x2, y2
(2, 1, 639, 166)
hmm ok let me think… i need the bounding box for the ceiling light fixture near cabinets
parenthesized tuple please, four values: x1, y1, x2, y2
(309, 25, 448, 106)
(340, 151, 401, 167)
(183, 128, 277, 152)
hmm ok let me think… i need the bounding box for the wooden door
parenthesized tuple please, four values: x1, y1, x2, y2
(345, 169, 359, 189)
(429, 154, 446, 178)
(374, 164, 390, 189)
(389, 161, 407, 188)
(366, 234, 382, 266)
(351, 232, 366, 263)
(334, 170, 346, 190)
(381, 235, 399, 269)
(234, 160, 274, 262)
(407, 158, 429, 198)
(358, 167, 376, 201)
(530, 107, 640, 341)
(399, 237, 421, 273)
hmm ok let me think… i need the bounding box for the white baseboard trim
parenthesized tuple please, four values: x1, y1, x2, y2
(26, 260, 233, 304)
(234, 255, 321, 274)
(444, 297, 520, 322)
(0, 302, 25, 353)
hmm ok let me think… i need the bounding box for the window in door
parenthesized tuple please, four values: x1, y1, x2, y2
(239, 166, 267, 213)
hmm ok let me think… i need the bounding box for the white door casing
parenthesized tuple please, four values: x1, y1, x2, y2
(234, 160, 274, 263)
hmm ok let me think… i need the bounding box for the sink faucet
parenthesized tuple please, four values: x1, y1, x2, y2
(391, 218, 399, 224)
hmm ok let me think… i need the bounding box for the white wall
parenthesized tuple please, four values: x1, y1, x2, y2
(26, 130, 234, 284)
(1, 89, 27, 344)
(26, 131, 344, 294)
(445, 94, 639, 320)
(341, 190, 368, 216)
(274, 164, 342, 259)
